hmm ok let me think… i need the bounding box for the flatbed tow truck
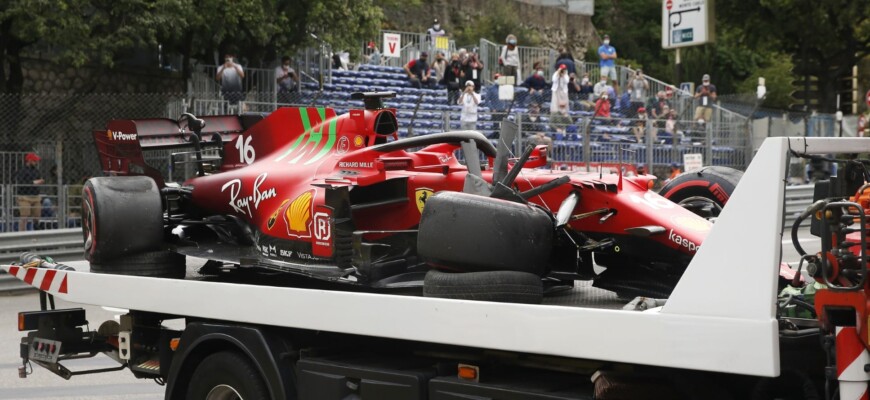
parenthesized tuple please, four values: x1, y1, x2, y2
(7, 136, 870, 399)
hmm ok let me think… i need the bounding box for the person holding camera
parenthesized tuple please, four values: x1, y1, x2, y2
(694, 74, 717, 125)
(215, 52, 245, 107)
(275, 56, 299, 104)
(550, 64, 570, 113)
(629, 69, 649, 116)
(458, 80, 481, 130)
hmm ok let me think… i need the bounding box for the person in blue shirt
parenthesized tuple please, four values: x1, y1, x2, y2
(598, 34, 619, 97)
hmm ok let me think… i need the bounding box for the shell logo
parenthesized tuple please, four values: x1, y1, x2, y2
(284, 190, 314, 237)
(354, 135, 364, 148)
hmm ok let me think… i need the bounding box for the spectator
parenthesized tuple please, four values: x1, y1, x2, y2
(598, 34, 618, 96)
(426, 19, 447, 51)
(666, 163, 682, 183)
(458, 80, 481, 130)
(461, 51, 484, 92)
(16, 153, 44, 231)
(522, 103, 553, 153)
(628, 69, 649, 116)
(593, 75, 609, 100)
(368, 46, 383, 66)
(499, 34, 520, 83)
(648, 91, 670, 119)
(520, 67, 548, 105)
(549, 101, 573, 134)
(404, 52, 434, 89)
(578, 73, 595, 110)
(555, 50, 577, 75)
(215, 52, 245, 106)
(664, 107, 678, 136)
(636, 164, 647, 176)
(431, 51, 448, 84)
(594, 93, 611, 118)
(632, 107, 652, 143)
(550, 64, 570, 113)
(567, 72, 583, 110)
(694, 74, 717, 125)
(275, 56, 299, 104)
(443, 52, 463, 104)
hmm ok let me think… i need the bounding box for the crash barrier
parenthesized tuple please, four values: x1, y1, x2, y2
(0, 228, 82, 293)
(783, 184, 815, 228)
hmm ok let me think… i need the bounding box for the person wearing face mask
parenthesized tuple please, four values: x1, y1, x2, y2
(431, 51, 448, 83)
(629, 69, 649, 116)
(598, 34, 618, 97)
(426, 19, 446, 52)
(499, 34, 520, 83)
(216, 52, 246, 108)
(578, 73, 595, 110)
(520, 67, 548, 105)
(461, 51, 484, 93)
(404, 52, 434, 89)
(550, 64, 570, 113)
(594, 92, 611, 118)
(522, 103, 553, 154)
(442, 52, 463, 104)
(275, 56, 299, 104)
(694, 74, 717, 125)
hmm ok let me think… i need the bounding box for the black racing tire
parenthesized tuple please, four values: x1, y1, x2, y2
(82, 176, 164, 264)
(423, 270, 544, 304)
(417, 191, 553, 276)
(186, 351, 269, 400)
(659, 166, 743, 218)
(90, 249, 186, 279)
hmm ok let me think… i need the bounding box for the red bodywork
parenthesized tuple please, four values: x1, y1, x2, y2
(92, 103, 711, 288)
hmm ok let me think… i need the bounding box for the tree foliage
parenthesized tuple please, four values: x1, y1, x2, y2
(0, 0, 384, 92)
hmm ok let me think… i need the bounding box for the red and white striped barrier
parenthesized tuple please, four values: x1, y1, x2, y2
(3, 266, 68, 295)
(836, 326, 870, 400)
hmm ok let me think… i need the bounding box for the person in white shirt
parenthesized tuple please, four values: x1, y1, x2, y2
(215, 52, 245, 105)
(499, 34, 520, 83)
(458, 80, 481, 131)
(550, 64, 570, 113)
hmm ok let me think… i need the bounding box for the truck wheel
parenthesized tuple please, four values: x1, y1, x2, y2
(83, 176, 164, 264)
(423, 269, 544, 304)
(417, 192, 553, 276)
(659, 166, 742, 219)
(90, 249, 186, 279)
(187, 351, 269, 400)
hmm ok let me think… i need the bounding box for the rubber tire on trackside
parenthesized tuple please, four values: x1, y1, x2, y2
(90, 249, 186, 279)
(82, 176, 164, 264)
(423, 270, 544, 304)
(417, 191, 553, 276)
(659, 166, 743, 211)
(186, 351, 269, 400)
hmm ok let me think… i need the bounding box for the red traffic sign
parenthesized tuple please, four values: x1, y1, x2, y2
(666, 0, 673, 10)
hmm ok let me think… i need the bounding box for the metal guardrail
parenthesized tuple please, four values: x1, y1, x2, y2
(0, 228, 83, 294)
(783, 184, 814, 228)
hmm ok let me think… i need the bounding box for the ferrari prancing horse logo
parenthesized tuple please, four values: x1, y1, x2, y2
(416, 188, 434, 214)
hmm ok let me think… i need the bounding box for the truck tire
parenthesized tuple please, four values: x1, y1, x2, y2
(417, 191, 553, 276)
(90, 249, 186, 279)
(423, 269, 544, 304)
(82, 176, 164, 264)
(187, 351, 269, 400)
(659, 166, 742, 219)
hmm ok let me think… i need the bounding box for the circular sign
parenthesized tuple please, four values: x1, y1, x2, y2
(666, 0, 673, 10)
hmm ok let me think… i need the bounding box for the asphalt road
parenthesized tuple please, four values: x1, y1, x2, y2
(0, 228, 821, 399)
(0, 293, 165, 400)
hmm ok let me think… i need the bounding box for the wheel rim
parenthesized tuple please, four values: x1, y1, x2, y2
(677, 196, 723, 220)
(82, 189, 96, 255)
(205, 384, 244, 400)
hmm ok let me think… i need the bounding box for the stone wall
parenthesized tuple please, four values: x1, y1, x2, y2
(380, 0, 598, 60)
(19, 57, 185, 94)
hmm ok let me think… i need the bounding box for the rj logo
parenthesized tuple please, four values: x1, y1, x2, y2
(313, 212, 331, 241)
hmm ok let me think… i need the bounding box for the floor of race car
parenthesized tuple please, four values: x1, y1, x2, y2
(65, 258, 631, 310)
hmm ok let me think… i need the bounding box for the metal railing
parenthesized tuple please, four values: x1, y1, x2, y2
(359, 30, 456, 69)
(479, 39, 556, 85)
(191, 65, 278, 106)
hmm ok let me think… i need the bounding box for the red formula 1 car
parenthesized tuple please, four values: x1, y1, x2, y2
(83, 92, 740, 302)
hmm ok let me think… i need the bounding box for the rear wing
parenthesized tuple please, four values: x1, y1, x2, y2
(92, 115, 260, 186)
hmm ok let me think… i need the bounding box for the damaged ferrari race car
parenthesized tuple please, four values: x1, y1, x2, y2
(83, 92, 740, 303)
